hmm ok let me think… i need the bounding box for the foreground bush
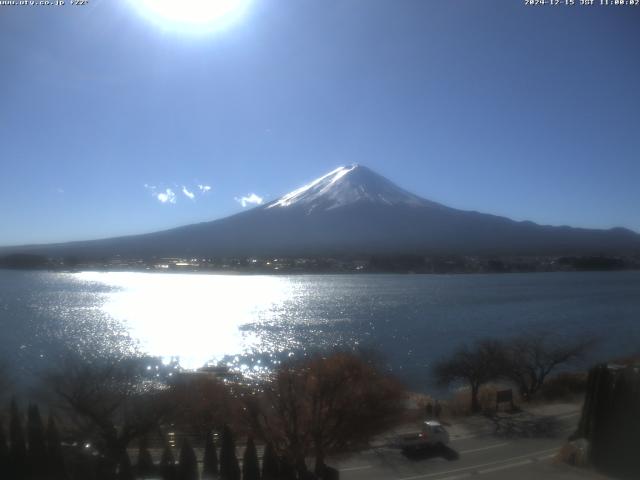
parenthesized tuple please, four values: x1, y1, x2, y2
(574, 363, 640, 479)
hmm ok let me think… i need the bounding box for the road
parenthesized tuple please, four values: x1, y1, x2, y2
(333, 408, 607, 480)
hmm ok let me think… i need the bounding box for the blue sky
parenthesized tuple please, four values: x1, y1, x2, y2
(1, 0, 639, 246)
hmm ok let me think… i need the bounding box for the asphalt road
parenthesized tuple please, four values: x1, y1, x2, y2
(333, 410, 607, 480)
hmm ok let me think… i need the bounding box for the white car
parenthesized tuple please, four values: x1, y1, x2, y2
(398, 421, 450, 452)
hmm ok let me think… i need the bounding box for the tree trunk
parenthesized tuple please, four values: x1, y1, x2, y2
(314, 451, 325, 476)
(295, 455, 309, 479)
(101, 438, 127, 480)
(470, 384, 480, 413)
(518, 382, 531, 402)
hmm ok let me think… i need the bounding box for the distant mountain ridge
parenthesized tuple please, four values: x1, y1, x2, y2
(2, 164, 640, 258)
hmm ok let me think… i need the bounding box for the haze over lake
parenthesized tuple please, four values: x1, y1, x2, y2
(2, 269, 639, 392)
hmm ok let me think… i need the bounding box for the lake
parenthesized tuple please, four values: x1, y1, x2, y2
(1, 269, 639, 392)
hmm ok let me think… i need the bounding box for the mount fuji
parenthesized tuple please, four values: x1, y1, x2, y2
(4, 165, 640, 258)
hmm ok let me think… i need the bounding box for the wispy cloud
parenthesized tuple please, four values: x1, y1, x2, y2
(145, 182, 211, 204)
(235, 193, 264, 207)
(182, 186, 195, 200)
(146, 184, 176, 204)
(157, 188, 177, 204)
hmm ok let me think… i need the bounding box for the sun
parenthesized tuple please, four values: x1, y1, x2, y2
(131, 0, 252, 34)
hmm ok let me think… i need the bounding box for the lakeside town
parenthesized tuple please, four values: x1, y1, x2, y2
(2, 252, 640, 275)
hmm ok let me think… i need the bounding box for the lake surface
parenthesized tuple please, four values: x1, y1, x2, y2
(1, 269, 639, 392)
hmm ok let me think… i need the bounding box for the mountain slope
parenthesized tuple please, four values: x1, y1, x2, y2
(3, 165, 640, 258)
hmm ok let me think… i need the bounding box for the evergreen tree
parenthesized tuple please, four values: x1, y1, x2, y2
(160, 444, 177, 480)
(278, 457, 296, 480)
(260, 443, 279, 480)
(76, 455, 99, 480)
(45, 415, 66, 480)
(219, 425, 240, 480)
(137, 437, 155, 478)
(118, 451, 134, 480)
(178, 439, 199, 480)
(9, 398, 27, 480)
(27, 404, 47, 478)
(241, 437, 259, 480)
(202, 431, 218, 479)
(0, 420, 9, 478)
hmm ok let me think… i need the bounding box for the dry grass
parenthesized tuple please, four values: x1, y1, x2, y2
(401, 392, 436, 423)
(611, 352, 640, 366)
(536, 372, 587, 403)
(402, 385, 517, 420)
(406, 372, 588, 421)
(445, 384, 520, 417)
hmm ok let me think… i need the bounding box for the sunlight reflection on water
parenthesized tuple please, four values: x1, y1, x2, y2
(3, 269, 640, 392)
(75, 272, 297, 370)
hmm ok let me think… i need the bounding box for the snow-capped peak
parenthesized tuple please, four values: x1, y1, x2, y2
(265, 164, 433, 213)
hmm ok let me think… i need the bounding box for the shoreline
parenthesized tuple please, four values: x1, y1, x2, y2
(2, 265, 640, 277)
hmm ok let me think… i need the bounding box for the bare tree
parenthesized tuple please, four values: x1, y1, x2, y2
(247, 351, 405, 476)
(45, 355, 174, 475)
(502, 333, 594, 400)
(433, 339, 506, 413)
(165, 374, 240, 438)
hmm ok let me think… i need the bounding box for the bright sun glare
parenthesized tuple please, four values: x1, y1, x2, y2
(76, 271, 295, 370)
(132, 0, 251, 33)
